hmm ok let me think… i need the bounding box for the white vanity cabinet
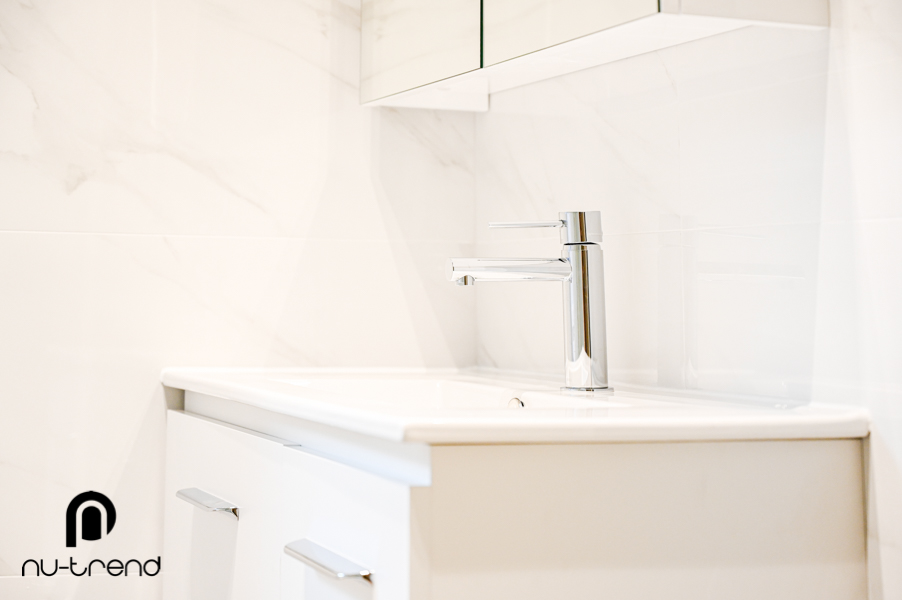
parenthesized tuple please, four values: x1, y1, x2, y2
(164, 410, 412, 600)
(164, 405, 868, 600)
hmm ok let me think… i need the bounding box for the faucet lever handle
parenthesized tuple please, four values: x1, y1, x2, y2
(488, 221, 564, 229)
(489, 211, 602, 244)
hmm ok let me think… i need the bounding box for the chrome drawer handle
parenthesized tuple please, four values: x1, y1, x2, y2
(176, 488, 240, 520)
(284, 539, 372, 583)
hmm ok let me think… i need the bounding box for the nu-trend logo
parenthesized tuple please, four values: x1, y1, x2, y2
(66, 491, 116, 547)
(21, 491, 160, 578)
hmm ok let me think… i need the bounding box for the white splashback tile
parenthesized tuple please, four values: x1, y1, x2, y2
(475, 23, 830, 403)
(661, 26, 830, 102)
(475, 108, 680, 238)
(0, 66, 41, 156)
(677, 75, 828, 229)
(692, 223, 820, 400)
(814, 220, 902, 402)
(473, 240, 566, 377)
(474, 222, 820, 403)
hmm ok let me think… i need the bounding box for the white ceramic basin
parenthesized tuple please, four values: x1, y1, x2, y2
(161, 368, 869, 445)
(269, 376, 630, 410)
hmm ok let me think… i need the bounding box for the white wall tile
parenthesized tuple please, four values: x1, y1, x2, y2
(0, 0, 475, 239)
(473, 240, 567, 376)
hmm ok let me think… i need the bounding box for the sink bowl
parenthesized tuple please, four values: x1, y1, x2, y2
(268, 376, 630, 410)
(161, 368, 870, 446)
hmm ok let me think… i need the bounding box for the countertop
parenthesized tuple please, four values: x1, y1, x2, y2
(161, 367, 871, 445)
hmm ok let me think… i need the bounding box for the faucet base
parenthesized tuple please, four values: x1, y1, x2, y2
(561, 387, 615, 395)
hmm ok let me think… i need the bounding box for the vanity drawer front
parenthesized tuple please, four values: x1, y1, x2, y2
(279, 446, 412, 600)
(164, 410, 285, 600)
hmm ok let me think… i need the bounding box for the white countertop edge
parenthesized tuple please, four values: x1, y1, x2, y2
(161, 368, 872, 445)
(163, 368, 412, 441)
(402, 414, 871, 444)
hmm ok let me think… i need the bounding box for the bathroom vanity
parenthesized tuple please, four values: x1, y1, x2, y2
(161, 369, 869, 600)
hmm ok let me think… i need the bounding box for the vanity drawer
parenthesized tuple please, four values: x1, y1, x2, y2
(164, 411, 285, 600)
(278, 445, 412, 600)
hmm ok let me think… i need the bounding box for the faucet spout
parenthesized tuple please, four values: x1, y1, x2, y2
(446, 258, 571, 284)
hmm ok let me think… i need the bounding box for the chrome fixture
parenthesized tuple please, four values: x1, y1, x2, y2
(448, 211, 609, 391)
(176, 487, 240, 520)
(284, 539, 373, 583)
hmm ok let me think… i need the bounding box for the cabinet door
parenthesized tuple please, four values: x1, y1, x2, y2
(278, 446, 411, 600)
(360, 0, 481, 102)
(163, 411, 285, 600)
(483, 0, 658, 66)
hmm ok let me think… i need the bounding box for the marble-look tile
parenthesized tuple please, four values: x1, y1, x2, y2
(691, 223, 820, 401)
(0, 572, 158, 600)
(660, 26, 830, 103)
(677, 71, 828, 229)
(473, 240, 566, 377)
(824, 4, 902, 222)
(813, 220, 902, 404)
(154, 0, 478, 240)
(0, 0, 476, 240)
(475, 106, 680, 238)
(481, 25, 830, 237)
(367, 108, 475, 243)
(481, 51, 682, 237)
(0, 0, 154, 118)
(269, 237, 476, 367)
(0, 0, 160, 231)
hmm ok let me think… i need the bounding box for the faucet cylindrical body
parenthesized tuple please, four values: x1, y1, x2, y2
(562, 242, 608, 389)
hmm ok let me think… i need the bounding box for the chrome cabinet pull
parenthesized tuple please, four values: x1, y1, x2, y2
(284, 539, 372, 583)
(176, 488, 240, 520)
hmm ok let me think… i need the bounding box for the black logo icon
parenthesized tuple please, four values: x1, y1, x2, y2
(22, 490, 160, 577)
(65, 491, 116, 548)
